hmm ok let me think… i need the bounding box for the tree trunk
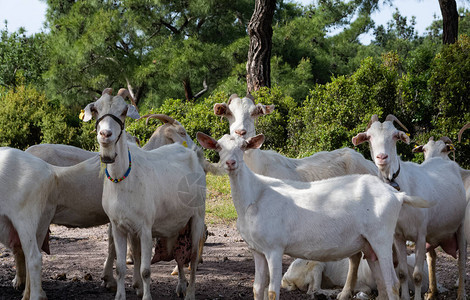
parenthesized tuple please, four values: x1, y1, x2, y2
(438, 0, 459, 44)
(246, 0, 276, 94)
(183, 77, 193, 101)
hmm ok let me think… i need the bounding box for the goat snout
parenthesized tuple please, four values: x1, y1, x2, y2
(226, 159, 237, 170)
(375, 153, 389, 166)
(376, 153, 388, 160)
(235, 129, 247, 136)
(100, 129, 113, 139)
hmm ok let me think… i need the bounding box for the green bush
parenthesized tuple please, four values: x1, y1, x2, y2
(295, 56, 401, 160)
(428, 34, 470, 167)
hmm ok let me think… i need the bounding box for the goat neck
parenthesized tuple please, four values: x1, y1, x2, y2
(103, 133, 131, 183)
(227, 159, 261, 217)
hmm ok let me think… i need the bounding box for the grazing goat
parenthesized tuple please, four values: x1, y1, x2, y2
(213, 94, 378, 180)
(82, 88, 206, 300)
(0, 148, 58, 300)
(352, 115, 467, 300)
(281, 254, 429, 298)
(197, 132, 431, 300)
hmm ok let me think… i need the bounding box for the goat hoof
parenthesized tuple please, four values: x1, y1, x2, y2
(425, 292, 438, 300)
(336, 290, 353, 300)
(12, 276, 25, 290)
(133, 282, 143, 297)
(101, 277, 117, 292)
(176, 282, 188, 298)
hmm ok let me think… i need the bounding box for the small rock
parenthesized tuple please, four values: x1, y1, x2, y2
(223, 233, 228, 237)
(84, 273, 93, 281)
(55, 273, 67, 281)
(223, 256, 229, 262)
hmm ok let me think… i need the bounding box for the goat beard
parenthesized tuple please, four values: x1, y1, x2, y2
(99, 146, 117, 163)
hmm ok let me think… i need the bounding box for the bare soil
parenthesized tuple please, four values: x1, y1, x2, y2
(0, 223, 469, 300)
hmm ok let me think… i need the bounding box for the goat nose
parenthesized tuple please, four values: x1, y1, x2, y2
(226, 160, 236, 168)
(376, 153, 388, 160)
(100, 130, 112, 138)
(235, 129, 247, 136)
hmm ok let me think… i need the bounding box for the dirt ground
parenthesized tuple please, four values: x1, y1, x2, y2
(1, 223, 469, 300)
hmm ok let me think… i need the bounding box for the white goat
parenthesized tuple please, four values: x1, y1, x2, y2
(197, 132, 431, 300)
(11, 110, 196, 291)
(141, 114, 195, 150)
(81, 89, 206, 300)
(0, 148, 59, 300)
(281, 254, 429, 298)
(213, 94, 378, 180)
(352, 114, 467, 300)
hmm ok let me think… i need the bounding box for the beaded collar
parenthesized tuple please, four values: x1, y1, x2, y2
(105, 149, 131, 183)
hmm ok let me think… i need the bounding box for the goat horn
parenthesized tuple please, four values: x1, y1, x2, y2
(228, 94, 239, 105)
(439, 136, 453, 144)
(458, 123, 470, 143)
(139, 114, 176, 126)
(102, 88, 113, 95)
(366, 114, 379, 129)
(117, 88, 138, 108)
(428, 136, 434, 141)
(385, 114, 409, 132)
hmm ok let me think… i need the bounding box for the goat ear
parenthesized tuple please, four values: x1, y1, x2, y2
(245, 134, 265, 150)
(352, 132, 369, 146)
(412, 145, 424, 153)
(197, 132, 219, 150)
(252, 104, 275, 117)
(81, 103, 95, 122)
(214, 103, 231, 116)
(398, 131, 410, 144)
(126, 104, 140, 119)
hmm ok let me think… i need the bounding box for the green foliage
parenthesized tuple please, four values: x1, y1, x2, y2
(294, 56, 400, 159)
(0, 26, 49, 88)
(43, 0, 253, 107)
(428, 35, 470, 166)
(0, 83, 88, 150)
(252, 86, 299, 155)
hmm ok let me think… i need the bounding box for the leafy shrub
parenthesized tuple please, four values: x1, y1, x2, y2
(295, 56, 401, 160)
(428, 34, 470, 167)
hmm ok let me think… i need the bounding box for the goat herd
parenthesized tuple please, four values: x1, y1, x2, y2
(1, 88, 470, 300)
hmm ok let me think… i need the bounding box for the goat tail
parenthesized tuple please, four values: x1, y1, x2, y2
(401, 194, 435, 208)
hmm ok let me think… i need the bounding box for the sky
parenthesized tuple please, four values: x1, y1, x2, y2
(0, 0, 469, 44)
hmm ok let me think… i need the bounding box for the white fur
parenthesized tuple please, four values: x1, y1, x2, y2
(213, 95, 378, 180)
(353, 118, 467, 300)
(0, 148, 59, 300)
(83, 92, 206, 300)
(281, 254, 429, 297)
(198, 133, 432, 300)
(16, 115, 197, 290)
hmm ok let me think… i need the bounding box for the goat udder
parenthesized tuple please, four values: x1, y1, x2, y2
(426, 234, 458, 259)
(362, 241, 378, 261)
